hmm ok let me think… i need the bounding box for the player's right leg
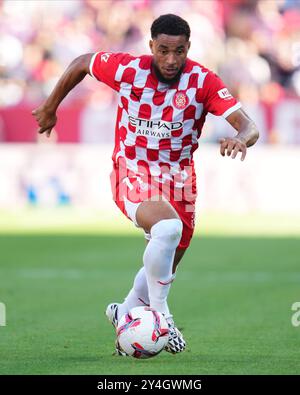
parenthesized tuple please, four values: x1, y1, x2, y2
(106, 167, 191, 354)
(105, 199, 186, 355)
(136, 199, 182, 316)
(134, 200, 186, 353)
(116, 247, 188, 354)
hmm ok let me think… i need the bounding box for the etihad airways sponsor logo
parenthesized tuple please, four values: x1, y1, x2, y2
(128, 116, 183, 138)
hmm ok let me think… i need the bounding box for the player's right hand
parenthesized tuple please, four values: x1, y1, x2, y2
(32, 105, 57, 137)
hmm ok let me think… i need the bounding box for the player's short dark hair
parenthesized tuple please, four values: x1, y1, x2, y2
(151, 14, 191, 40)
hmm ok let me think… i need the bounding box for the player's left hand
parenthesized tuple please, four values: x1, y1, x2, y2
(219, 137, 247, 161)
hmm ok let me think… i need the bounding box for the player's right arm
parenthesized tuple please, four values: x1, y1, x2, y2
(32, 53, 93, 137)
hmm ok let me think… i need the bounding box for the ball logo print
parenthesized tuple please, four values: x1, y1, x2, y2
(291, 302, 300, 327)
(0, 302, 6, 327)
(116, 306, 169, 358)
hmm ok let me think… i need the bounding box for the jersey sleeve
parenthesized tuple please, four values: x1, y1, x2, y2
(202, 71, 241, 118)
(89, 52, 131, 91)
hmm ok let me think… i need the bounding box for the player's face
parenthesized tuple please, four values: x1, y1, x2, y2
(150, 34, 190, 84)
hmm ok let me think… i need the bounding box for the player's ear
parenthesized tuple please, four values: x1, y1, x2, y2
(187, 41, 191, 51)
(149, 40, 154, 54)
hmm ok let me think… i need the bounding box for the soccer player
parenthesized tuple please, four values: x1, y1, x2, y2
(32, 14, 259, 355)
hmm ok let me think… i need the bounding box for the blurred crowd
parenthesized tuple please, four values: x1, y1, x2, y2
(0, 0, 300, 144)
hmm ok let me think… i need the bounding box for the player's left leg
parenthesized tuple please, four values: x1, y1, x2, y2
(106, 247, 188, 355)
(106, 196, 195, 321)
(107, 222, 192, 354)
(114, 247, 186, 320)
(106, 248, 186, 323)
(133, 200, 194, 354)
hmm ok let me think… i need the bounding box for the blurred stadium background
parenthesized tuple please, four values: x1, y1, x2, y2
(1, 0, 300, 375)
(0, 0, 300, 233)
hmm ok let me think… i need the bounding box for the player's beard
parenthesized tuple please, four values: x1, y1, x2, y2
(152, 62, 184, 85)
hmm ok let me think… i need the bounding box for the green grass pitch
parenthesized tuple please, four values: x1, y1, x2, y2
(1, 231, 300, 375)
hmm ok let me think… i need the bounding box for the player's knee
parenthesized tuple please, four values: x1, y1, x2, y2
(150, 218, 183, 247)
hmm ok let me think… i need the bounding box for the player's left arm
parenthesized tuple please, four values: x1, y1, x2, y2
(221, 108, 259, 161)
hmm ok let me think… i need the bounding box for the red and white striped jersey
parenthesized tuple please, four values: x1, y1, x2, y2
(89, 52, 241, 183)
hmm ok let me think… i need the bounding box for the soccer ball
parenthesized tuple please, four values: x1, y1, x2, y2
(116, 306, 169, 359)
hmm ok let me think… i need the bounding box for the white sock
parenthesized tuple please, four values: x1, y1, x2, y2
(143, 219, 182, 315)
(117, 267, 150, 321)
(125, 267, 150, 307)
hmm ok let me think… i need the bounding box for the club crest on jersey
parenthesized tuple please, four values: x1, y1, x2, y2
(173, 91, 189, 110)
